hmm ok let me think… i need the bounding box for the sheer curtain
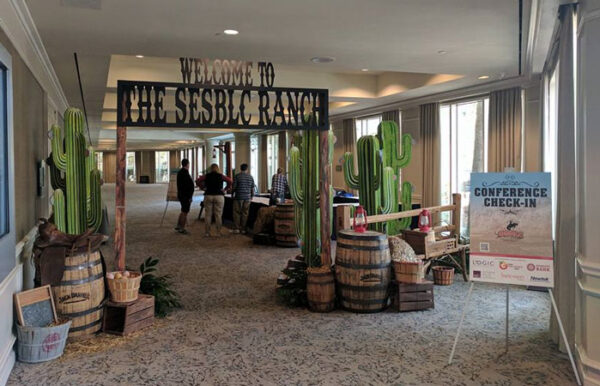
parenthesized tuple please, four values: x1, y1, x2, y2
(487, 87, 522, 172)
(420, 103, 440, 209)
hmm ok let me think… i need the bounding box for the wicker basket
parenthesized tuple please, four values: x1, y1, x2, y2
(432, 266, 455, 285)
(393, 261, 424, 283)
(16, 319, 71, 363)
(107, 272, 142, 303)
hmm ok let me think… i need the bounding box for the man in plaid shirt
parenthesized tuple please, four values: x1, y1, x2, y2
(270, 168, 288, 205)
(232, 163, 255, 234)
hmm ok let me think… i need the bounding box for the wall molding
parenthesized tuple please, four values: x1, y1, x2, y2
(578, 7, 600, 37)
(0, 0, 68, 113)
(576, 344, 600, 386)
(577, 255, 600, 279)
(0, 264, 22, 386)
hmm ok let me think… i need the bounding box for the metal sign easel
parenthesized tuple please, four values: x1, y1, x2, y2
(448, 282, 581, 386)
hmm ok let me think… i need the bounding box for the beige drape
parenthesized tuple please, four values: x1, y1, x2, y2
(259, 135, 269, 192)
(382, 110, 400, 126)
(342, 118, 355, 154)
(488, 87, 522, 172)
(420, 103, 440, 209)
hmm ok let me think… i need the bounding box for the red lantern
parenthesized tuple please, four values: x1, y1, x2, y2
(418, 209, 432, 232)
(353, 205, 368, 233)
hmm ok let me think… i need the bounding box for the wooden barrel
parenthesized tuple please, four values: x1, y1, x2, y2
(335, 229, 391, 313)
(52, 250, 105, 338)
(274, 203, 297, 247)
(307, 268, 335, 312)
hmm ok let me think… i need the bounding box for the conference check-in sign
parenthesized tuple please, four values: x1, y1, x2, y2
(469, 172, 554, 287)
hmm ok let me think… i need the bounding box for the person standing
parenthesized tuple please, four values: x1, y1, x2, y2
(231, 163, 255, 234)
(175, 158, 195, 234)
(270, 167, 288, 205)
(197, 163, 232, 237)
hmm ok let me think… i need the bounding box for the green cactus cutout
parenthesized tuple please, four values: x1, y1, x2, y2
(51, 108, 103, 234)
(47, 154, 66, 192)
(343, 135, 394, 232)
(378, 121, 413, 234)
(289, 130, 334, 267)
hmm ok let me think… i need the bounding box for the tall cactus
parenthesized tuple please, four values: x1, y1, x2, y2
(378, 121, 413, 233)
(289, 130, 334, 267)
(343, 135, 394, 232)
(50, 108, 102, 234)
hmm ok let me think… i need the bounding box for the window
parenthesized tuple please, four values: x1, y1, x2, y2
(267, 134, 279, 188)
(155, 151, 169, 183)
(0, 45, 15, 282)
(440, 97, 489, 234)
(95, 152, 103, 178)
(355, 115, 382, 138)
(126, 152, 136, 182)
(250, 135, 259, 188)
(544, 65, 559, 237)
(0, 61, 8, 238)
(197, 146, 204, 174)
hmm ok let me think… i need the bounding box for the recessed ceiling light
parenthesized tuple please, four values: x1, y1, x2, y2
(223, 29, 239, 35)
(361, 68, 369, 72)
(135, 55, 144, 58)
(437, 50, 447, 55)
(311, 56, 335, 64)
(478, 75, 490, 80)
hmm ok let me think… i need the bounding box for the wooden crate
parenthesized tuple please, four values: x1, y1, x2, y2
(392, 280, 434, 312)
(103, 294, 154, 336)
(402, 229, 458, 256)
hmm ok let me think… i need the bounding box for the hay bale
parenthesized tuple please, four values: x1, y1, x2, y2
(388, 236, 417, 262)
(253, 206, 277, 234)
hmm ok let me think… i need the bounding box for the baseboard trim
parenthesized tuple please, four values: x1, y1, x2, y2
(576, 344, 600, 386)
(0, 336, 15, 386)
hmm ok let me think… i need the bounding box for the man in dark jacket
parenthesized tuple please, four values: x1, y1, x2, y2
(176, 158, 195, 234)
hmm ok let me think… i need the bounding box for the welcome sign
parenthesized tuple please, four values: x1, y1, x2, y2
(469, 172, 554, 287)
(116, 58, 328, 130)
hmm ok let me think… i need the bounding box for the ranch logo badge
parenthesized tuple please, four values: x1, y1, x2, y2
(496, 220, 524, 240)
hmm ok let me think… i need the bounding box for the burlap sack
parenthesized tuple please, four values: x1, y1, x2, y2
(253, 206, 277, 234)
(388, 235, 417, 262)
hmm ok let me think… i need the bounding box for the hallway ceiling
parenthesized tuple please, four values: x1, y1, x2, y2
(24, 0, 545, 150)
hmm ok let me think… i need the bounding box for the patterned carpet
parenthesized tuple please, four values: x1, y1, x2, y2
(8, 184, 575, 385)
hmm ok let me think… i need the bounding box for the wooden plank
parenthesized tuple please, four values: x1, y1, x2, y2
(125, 295, 154, 315)
(122, 315, 154, 336)
(14, 285, 58, 326)
(115, 124, 127, 271)
(125, 307, 154, 325)
(399, 300, 434, 312)
(398, 281, 434, 292)
(319, 130, 332, 267)
(452, 193, 461, 238)
(347, 203, 457, 225)
(399, 291, 433, 302)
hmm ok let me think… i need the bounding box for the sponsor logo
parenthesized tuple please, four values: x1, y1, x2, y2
(499, 261, 509, 270)
(473, 260, 495, 266)
(530, 276, 549, 282)
(526, 264, 551, 272)
(527, 263, 535, 271)
(473, 271, 481, 279)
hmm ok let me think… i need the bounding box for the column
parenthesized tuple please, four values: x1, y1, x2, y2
(576, 1, 600, 383)
(205, 139, 220, 171)
(234, 133, 251, 168)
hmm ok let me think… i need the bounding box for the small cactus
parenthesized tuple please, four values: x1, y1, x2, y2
(343, 135, 394, 232)
(378, 121, 413, 233)
(50, 108, 102, 234)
